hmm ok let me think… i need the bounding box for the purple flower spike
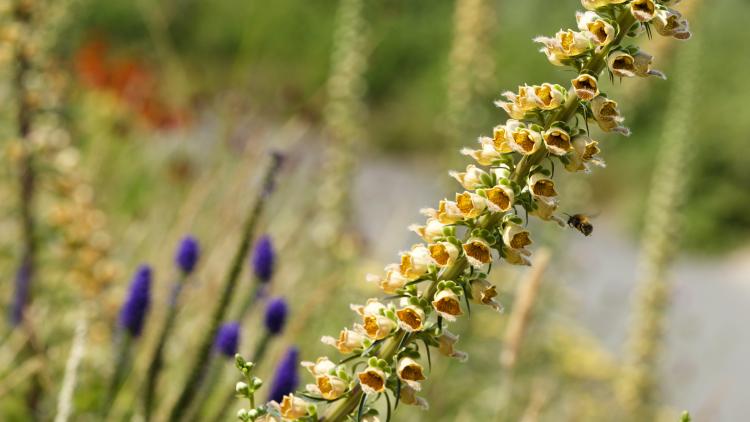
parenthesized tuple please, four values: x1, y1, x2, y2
(175, 236, 200, 274)
(267, 346, 299, 403)
(119, 265, 152, 337)
(214, 322, 241, 357)
(251, 235, 275, 283)
(264, 297, 288, 335)
(10, 260, 31, 326)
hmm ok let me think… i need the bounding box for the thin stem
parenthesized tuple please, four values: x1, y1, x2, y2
(142, 273, 188, 421)
(102, 332, 133, 417)
(167, 153, 282, 422)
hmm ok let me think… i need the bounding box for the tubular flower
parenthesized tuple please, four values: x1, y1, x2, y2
(399, 244, 435, 280)
(450, 164, 489, 190)
(395, 302, 427, 332)
(572, 74, 600, 101)
(507, 120, 543, 155)
(577, 11, 615, 46)
(321, 327, 366, 354)
(278, 394, 311, 420)
(214, 322, 241, 357)
(455, 191, 487, 219)
(267, 347, 300, 403)
(653, 8, 691, 40)
(543, 127, 573, 156)
(267, 2, 690, 420)
(119, 265, 152, 337)
(428, 241, 460, 267)
(366, 266, 408, 294)
(633, 51, 666, 79)
(590, 95, 630, 135)
(462, 237, 492, 268)
(264, 297, 288, 335)
(629, 0, 656, 22)
(482, 185, 515, 213)
(396, 358, 426, 390)
(174, 236, 200, 275)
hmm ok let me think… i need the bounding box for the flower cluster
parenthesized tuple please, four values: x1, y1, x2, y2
(254, 1, 690, 421)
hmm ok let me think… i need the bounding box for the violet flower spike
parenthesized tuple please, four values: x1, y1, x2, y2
(264, 297, 288, 335)
(251, 235, 276, 283)
(214, 322, 241, 358)
(119, 265, 152, 337)
(175, 236, 200, 275)
(267, 346, 299, 403)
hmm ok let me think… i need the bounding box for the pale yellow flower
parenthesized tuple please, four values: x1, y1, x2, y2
(397, 357, 426, 390)
(437, 329, 468, 362)
(399, 244, 434, 280)
(528, 173, 558, 198)
(653, 8, 691, 40)
(428, 241, 460, 267)
(409, 218, 446, 243)
(572, 74, 599, 101)
(630, 0, 657, 22)
(432, 288, 463, 321)
(507, 120, 543, 155)
(580, 0, 628, 11)
(396, 302, 426, 332)
(357, 366, 387, 394)
(533, 83, 565, 110)
(607, 50, 637, 78)
(503, 223, 532, 253)
(492, 124, 513, 153)
(543, 127, 572, 156)
(307, 374, 348, 400)
(449, 164, 488, 190)
(301, 356, 337, 377)
(436, 199, 463, 224)
(469, 279, 503, 312)
(590, 96, 630, 135)
(399, 384, 429, 410)
(504, 247, 531, 266)
(455, 191, 487, 219)
(462, 237, 493, 268)
(633, 51, 666, 79)
(279, 394, 311, 419)
(482, 185, 514, 213)
(366, 265, 408, 293)
(576, 11, 615, 46)
(321, 327, 366, 354)
(530, 196, 564, 226)
(460, 136, 503, 165)
(565, 136, 606, 173)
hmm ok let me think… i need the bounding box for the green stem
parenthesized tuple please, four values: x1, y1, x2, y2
(167, 153, 282, 422)
(209, 332, 273, 422)
(102, 332, 133, 417)
(323, 10, 638, 422)
(142, 273, 188, 421)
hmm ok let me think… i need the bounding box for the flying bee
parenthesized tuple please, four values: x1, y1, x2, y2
(565, 213, 595, 236)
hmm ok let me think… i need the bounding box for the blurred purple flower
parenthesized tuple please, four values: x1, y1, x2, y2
(10, 259, 31, 326)
(119, 265, 152, 337)
(175, 236, 200, 274)
(251, 235, 275, 283)
(264, 297, 288, 335)
(214, 322, 241, 357)
(267, 346, 299, 403)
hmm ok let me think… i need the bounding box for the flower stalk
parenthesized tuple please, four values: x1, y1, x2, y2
(168, 152, 283, 422)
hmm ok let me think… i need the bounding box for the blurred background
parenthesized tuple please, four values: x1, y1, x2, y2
(1, 0, 749, 420)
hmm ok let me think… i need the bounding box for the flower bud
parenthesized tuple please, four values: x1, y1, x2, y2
(174, 235, 200, 274)
(214, 322, 241, 357)
(251, 235, 275, 283)
(119, 265, 152, 337)
(264, 297, 288, 335)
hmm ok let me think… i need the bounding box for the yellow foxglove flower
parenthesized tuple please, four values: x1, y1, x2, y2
(533, 83, 565, 110)
(301, 356, 337, 377)
(633, 51, 666, 79)
(653, 8, 691, 40)
(630, 0, 657, 22)
(460, 136, 503, 165)
(396, 302, 426, 332)
(361, 416, 380, 422)
(608, 50, 638, 78)
(503, 247, 531, 266)
(528, 173, 558, 198)
(351, 299, 397, 340)
(507, 120, 543, 155)
(462, 237, 492, 268)
(399, 384, 429, 410)
(503, 223, 532, 253)
(572, 74, 600, 101)
(449, 164, 488, 190)
(455, 191, 487, 219)
(279, 394, 312, 419)
(399, 244, 434, 280)
(534, 30, 590, 65)
(492, 124, 513, 153)
(321, 327, 366, 354)
(408, 218, 446, 243)
(530, 196, 564, 226)
(590, 96, 630, 135)
(469, 279, 503, 312)
(437, 329, 468, 362)
(431, 288, 463, 321)
(436, 199, 464, 224)
(396, 357, 426, 390)
(576, 11, 615, 46)
(565, 136, 606, 173)
(482, 185, 514, 213)
(428, 241, 460, 267)
(366, 265, 408, 293)
(357, 366, 387, 394)
(543, 127, 573, 156)
(307, 374, 348, 401)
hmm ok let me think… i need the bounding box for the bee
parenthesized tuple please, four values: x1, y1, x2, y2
(565, 213, 594, 236)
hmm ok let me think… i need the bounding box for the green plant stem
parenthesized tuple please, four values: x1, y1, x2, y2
(322, 10, 637, 422)
(167, 153, 282, 422)
(102, 332, 133, 417)
(142, 273, 188, 421)
(209, 332, 273, 422)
